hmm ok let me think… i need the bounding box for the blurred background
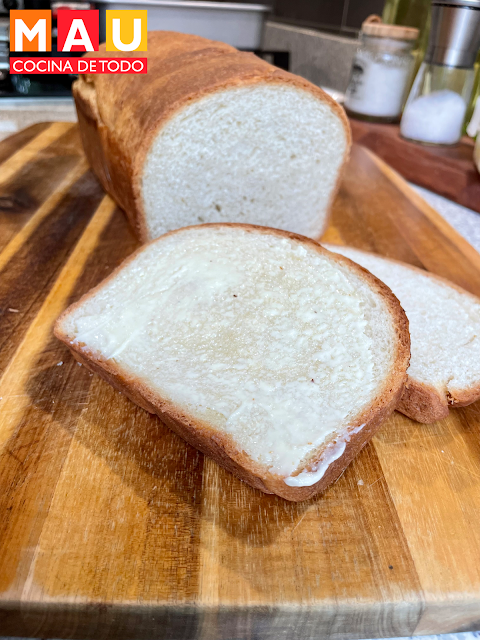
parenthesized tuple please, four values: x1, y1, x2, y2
(0, 0, 431, 99)
(0, 0, 479, 201)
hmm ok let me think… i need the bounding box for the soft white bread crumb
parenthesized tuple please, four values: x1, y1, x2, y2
(142, 85, 347, 239)
(73, 33, 350, 243)
(56, 226, 409, 499)
(325, 244, 480, 420)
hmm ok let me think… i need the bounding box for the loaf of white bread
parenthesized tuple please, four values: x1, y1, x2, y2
(325, 245, 480, 423)
(55, 225, 410, 501)
(73, 32, 351, 243)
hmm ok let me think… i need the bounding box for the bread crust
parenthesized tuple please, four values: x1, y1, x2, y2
(324, 244, 480, 423)
(73, 31, 351, 243)
(55, 224, 410, 501)
(397, 379, 449, 423)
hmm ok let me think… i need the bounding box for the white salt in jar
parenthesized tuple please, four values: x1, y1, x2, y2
(401, 58, 477, 145)
(400, 64, 476, 145)
(401, 0, 480, 146)
(401, 86, 469, 144)
(345, 16, 418, 123)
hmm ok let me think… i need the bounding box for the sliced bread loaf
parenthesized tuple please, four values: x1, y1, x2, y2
(55, 225, 409, 501)
(325, 244, 480, 423)
(74, 32, 350, 243)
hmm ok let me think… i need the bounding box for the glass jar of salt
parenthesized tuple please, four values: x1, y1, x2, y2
(345, 16, 419, 123)
(401, 0, 480, 145)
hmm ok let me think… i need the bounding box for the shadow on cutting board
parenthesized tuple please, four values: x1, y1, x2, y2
(12, 339, 425, 608)
(25, 342, 312, 548)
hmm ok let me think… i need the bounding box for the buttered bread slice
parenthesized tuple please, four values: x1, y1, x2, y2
(325, 244, 480, 424)
(55, 225, 409, 501)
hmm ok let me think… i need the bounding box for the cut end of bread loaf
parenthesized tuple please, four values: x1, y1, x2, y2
(141, 84, 347, 240)
(73, 32, 350, 243)
(324, 244, 480, 423)
(55, 225, 409, 501)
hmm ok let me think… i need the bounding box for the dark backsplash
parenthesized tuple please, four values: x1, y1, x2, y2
(271, 0, 386, 36)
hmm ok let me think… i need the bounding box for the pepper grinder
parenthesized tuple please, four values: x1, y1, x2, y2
(400, 0, 480, 145)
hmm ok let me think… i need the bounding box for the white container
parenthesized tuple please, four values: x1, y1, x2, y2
(344, 16, 418, 123)
(401, 62, 475, 145)
(95, 0, 270, 50)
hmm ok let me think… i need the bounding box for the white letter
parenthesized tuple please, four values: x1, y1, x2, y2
(78, 59, 88, 72)
(132, 59, 143, 72)
(112, 18, 141, 51)
(15, 19, 47, 52)
(12, 59, 24, 72)
(62, 19, 93, 52)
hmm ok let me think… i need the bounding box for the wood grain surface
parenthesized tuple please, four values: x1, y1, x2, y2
(1, 123, 480, 640)
(349, 118, 480, 215)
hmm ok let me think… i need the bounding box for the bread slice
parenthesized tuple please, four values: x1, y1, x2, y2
(74, 32, 350, 243)
(324, 244, 480, 423)
(55, 225, 409, 501)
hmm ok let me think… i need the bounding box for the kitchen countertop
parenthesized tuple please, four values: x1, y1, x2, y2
(411, 184, 480, 254)
(0, 97, 77, 141)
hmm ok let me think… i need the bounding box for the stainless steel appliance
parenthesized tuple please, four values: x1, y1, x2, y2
(95, 0, 269, 49)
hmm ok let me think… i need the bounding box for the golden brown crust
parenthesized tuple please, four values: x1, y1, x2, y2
(324, 243, 480, 423)
(446, 383, 480, 407)
(73, 31, 351, 243)
(54, 224, 409, 501)
(397, 379, 449, 424)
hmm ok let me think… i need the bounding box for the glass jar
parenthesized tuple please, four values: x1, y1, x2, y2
(401, 62, 475, 144)
(382, 0, 431, 57)
(400, 0, 480, 145)
(344, 17, 419, 123)
(469, 94, 480, 171)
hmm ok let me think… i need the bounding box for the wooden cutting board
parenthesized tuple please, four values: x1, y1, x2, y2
(1, 122, 480, 640)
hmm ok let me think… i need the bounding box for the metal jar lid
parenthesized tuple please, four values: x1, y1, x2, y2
(426, 0, 480, 68)
(361, 15, 419, 40)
